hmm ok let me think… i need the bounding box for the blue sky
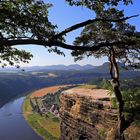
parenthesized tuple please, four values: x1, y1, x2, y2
(16, 0, 140, 66)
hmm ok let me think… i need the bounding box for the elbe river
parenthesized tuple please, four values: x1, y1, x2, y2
(0, 97, 43, 140)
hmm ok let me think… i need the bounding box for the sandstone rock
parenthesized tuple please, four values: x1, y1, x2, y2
(59, 88, 118, 140)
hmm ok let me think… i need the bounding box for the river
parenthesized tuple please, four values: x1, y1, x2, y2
(0, 97, 43, 140)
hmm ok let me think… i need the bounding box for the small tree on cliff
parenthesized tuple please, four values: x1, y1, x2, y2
(0, 0, 140, 139)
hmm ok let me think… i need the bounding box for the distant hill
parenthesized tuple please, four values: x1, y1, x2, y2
(0, 62, 138, 73)
(91, 62, 127, 73)
(0, 64, 96, 71)
(1, 62, 136, 72)
(23, 64, 96, 71)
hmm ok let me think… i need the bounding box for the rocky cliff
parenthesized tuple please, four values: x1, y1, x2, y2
(59, 87, 140, 140)
(60, 87, 118, 140)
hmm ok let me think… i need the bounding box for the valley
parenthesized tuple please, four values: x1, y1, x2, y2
(0, 63, 140, 108)
(0, 63, 140, 140)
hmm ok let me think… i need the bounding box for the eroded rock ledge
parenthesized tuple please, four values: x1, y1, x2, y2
(60, 87, 118, 140)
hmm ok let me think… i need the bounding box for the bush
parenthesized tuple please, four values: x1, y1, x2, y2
(122, 88, 140, 114)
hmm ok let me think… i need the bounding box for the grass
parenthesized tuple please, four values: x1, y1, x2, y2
(98, 127, 105, 138)
(22, 96, 60, 140)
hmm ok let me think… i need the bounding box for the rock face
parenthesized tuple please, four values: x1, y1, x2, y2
(59, 87, 118, 140)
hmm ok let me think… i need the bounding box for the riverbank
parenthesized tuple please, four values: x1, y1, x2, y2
(22, 84, 97, 140)
(23, 95, 60, 140)
(22, 85, 75, 140)
(0, 97, 42, 140)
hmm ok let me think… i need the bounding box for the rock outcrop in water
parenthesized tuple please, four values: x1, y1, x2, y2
(59, 87, 140, 140)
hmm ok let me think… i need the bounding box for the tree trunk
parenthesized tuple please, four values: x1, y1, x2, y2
(111, 79, 125, 140)
(109, 48, 125, 140)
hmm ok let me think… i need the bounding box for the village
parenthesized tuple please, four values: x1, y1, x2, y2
(30, 85, 76, 117)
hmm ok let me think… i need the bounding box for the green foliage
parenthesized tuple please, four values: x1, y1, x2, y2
(100, 79, 113, 91)
(0, 0, 55, 39)
(0, 46, 33, 68)
(52, 117, 60, 123)
(99, 78, 140, 110)
(68, 1, 140, 69)
(72, 7, 140, 68)
(122, 88, 140, 113)
(99, 79, 117, 108)
(110, 97, 117, 108)
(119, 78, 140, 113)
(0, 0, 56, 67)
(98, 127, 105, 139)
(66, 0, 133, 10)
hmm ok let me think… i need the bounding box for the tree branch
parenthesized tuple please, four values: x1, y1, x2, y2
(52, 14, 139, 39)
(1, 39, 137, 51)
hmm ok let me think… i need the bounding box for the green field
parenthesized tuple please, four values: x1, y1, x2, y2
(22, 96, 60, 140)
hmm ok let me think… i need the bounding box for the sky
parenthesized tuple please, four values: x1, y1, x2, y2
(16, 0, 140, 67)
